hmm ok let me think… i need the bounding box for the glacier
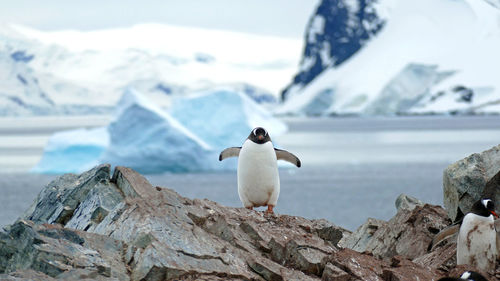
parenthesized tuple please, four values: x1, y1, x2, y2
(33, 88, 287, 174)
(0, 23, 300, 116)
(279, 0, 500, 116)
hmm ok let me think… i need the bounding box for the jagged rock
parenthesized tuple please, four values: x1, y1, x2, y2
(0, 220, 128, 280)
(20, 164, 114, 225)
(395, 194, 424, 212)
(0, 165, 488, 280)
(381, 255, 443, 281)
(323, 249, 444, 281)
(321, 263, 349, 281)
(443, 144, 500, 221)
(2, 166, 352, 280)
(337, 218, 387, 252)
(341, 204, 450, 261)
(366, 204, 450, 260)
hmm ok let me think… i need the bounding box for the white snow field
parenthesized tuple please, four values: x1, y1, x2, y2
(278, 0, 500, 116)
(32, 88, 288, 174)
(0, 23, 301, 116)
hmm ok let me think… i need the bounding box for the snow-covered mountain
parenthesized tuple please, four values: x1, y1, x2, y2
(0, 23, 301, 116)
(279, 0, 500, 115)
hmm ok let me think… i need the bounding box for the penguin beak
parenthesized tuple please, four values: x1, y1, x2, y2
(491, 210, 499, 218)
(258, 135, 264, 141)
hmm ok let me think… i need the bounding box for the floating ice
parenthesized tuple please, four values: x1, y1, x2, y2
(170, 89, 287, 150)
(32, 127, 109, 174)
(33, 88, 287, 174)
(99, 88, 215, 173)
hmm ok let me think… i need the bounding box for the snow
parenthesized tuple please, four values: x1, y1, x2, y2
(7, 23, 301, 99)
(279, 0, 500, 115)
(308, 15, 325, 43)
(33, 88, 287, 174)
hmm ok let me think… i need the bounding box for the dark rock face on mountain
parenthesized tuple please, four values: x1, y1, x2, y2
(281, 0, 385, 100)
(1, 165, 498, 280)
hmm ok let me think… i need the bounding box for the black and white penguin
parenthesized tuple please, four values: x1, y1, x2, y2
(437, 271, 488, 281)
(219, 127, 301, 213)
(457, 198, 498, 272)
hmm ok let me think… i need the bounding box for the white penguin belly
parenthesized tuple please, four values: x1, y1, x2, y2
(457, 213, 497, 271)
(237, 140, 280, 208)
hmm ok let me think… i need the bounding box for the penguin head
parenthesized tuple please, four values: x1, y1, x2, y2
(437, 271, 488, 281)
(248, 127, 271, 144)
(460, 271, 488, 281)
(471, 198, 498, 218)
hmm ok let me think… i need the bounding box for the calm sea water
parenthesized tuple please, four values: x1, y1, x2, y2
(1, 115, 499, 230)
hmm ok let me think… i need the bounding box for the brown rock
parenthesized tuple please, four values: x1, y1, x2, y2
(363, 204, 450, 260)
(0, 166, 478, 281)
(381, 256, 443, 281)
(321, 263, 350, 281)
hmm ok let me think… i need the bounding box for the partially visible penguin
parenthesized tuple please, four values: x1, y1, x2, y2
(219, 127, 301, 214)
(437, 271, 489, 281)
(457, 198, 498, 272)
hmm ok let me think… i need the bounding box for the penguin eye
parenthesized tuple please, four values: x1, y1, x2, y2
(252, 128, 258, 136)
(482, 199, 492, 209)
(264, 129, 268, 136)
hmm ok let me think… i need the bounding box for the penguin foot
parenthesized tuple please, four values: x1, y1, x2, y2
(265, 205, 274, 214)
(246, 206, 254, 210)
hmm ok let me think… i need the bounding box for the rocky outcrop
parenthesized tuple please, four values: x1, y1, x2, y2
(341, 203, 450, 261)
(1, 165, 497, 280)
(443, 144, 500, 221)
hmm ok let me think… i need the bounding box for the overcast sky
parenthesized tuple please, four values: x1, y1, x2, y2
(0, 0, 319, 38)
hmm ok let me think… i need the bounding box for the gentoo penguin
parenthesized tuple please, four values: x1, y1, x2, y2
(437, 271, 488, 281)
(219, 127, 301, 214)
(457, 198, 498, 272)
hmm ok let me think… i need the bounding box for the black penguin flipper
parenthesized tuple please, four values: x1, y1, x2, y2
(219, 147, 241, 161)
(275, 148, 301, 167)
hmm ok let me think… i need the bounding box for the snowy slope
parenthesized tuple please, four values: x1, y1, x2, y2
(0, 23, 300, 114)
(281, 0, 385, 101)
(279, 0, 500, 115)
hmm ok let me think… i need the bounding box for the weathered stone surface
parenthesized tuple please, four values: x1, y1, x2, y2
(363, 204, 450, 260)
(381, 256, 442, 281)
(337, 217, 387, 252)
(443, 144, 500, 221)
(65, 181, 123, 231)
(111, 166, 154, 198)
(0, 270, 56, 280)
(21, 164, 113, 225)
(395, 193, 424, 212)
(0, 220, 127, 280)
(1, 165, 494, 280)
(325, 248, 386, 281)
(323, 249, 445, 281)
(321, 263, 349, 281)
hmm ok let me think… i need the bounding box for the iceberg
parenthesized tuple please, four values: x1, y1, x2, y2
(170, 89, 287, 150)
(32, 127, 109, 174)
(33, 88, 287, 174)
(99, 89, 215, 173)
